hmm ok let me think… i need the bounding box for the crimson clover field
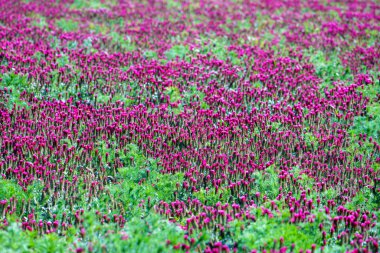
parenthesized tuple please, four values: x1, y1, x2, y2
(0, 0, 379, 252)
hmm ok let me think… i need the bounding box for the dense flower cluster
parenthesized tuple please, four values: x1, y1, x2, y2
(0, 0, 379, 252)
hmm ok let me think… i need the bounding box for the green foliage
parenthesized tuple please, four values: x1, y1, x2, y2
(57, 54, 69, 68)
(253, 81, 263, 89)
(120, 213, 185, 253)
(165, 45, 189, 60)
(235, 18, 251, 32)
(164, 86, 181, 103)
(193, 188, 230, 206)
(319, 188, 339, 202)
(88, 23, 109, 35)
(303, 132, 319, 151)
(230, 208, 324, 252)
(345, 187, 379, 211)
(48, 36, 61, 50)
(144, 50, 158, 60)
(82, 37, 96, 53)
(31, 16, 47, 28)
(252, 165, 279, 199)
(1, 72, 28, 89)
(0, 73, 30, 109)
(351, 115, 380, 141)
(25, 180, 45, 202)
(351, 70, 380, 142)
(222, 18, 252, 34)
(166, 0, 182, 9)
(0, 68, 99, 105)
(111, 94, 136, 106)
(0, 179, 27, 201)
(306, 49, 353, 85)
(0, 223, 69, 253)
(366, 29, 379, 47)
(55, 19, 78, 32)
(196, 36, 244, 65)
(328, 10, 341, 21)
(109, 32, 136, 51)
(183, 85, 209, 109)
(70, 0, 112, 9)
(112, 164, 184, 217)
(0, 212, 187, 253)
(67, 41, 78, 50)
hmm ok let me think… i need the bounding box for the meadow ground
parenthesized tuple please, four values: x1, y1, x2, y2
(0, 0, 379, 252)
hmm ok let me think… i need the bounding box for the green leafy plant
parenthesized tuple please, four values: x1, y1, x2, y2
(56, 19, 78, 32)
(165, 45, 189, 60)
